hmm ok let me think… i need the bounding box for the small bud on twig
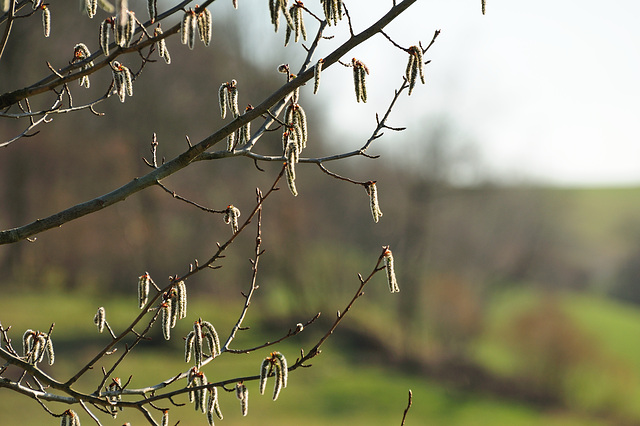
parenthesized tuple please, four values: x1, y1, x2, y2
(197, 7, 213, 47)
(85, 0, 97, 18)
(383, 246, 400, 293)
(94, 307, 106, 333)
(313, 58, 323, 94)
(185, 318, 220, 367)
(61, 409, 80, 426)
(352, 58, 369, 103)
(406, 46, 425, 95)
(321, 0, 342, 26)
(154, 25, 171, 64)
(223, 205, 241, 233)
(365, 181, 383, 223)
(161, 298, 172, 340)
(259, 351, 288, 401)
(206, 385, 223, 423)
(148, 0, 157, 22)
(137, 272, 151, 309)
(111, 61, 133, 102)
(218, 80, 240, 119)
(73, 43, 93, 89)
(181, 9, 197, 49)
(100, 18, 113, 56)
(115, 10, 135, 48)
(41, 5, 50, 37)
(235, 382, 248, 416)
(176, 280, 187, 319)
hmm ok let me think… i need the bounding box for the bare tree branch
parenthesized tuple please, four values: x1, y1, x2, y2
(400, 389, 413, 426)
(0, 0, 419, 245)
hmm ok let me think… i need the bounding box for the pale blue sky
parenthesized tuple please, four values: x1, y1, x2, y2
(221, 0, 640, 185)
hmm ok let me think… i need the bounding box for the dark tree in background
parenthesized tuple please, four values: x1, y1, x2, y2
(0, 0, 468, 424)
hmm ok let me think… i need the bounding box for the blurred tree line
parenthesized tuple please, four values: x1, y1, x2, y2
(0, 0, 619, 352)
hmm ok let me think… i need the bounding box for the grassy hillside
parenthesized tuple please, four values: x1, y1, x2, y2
(474, 287, 640, 423)
(0, 289, 632, 425)
(4, 186, 640, 424)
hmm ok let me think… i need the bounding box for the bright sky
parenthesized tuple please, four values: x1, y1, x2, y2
(232, 0, 640, 186)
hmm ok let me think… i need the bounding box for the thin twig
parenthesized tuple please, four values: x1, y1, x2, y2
(0, 0, 15, 62)
(379, 29, 409, 52)
(155, 181, 226, 214)
(221, 188, 266, 352)
(177, 166, 286, 282)
(316, 163, 369, 185)
(199, 77, 410, 166)
(79, 399, 103, 426)
(225, 313, 320, 354)
(400, 389, 413, 426)
(0, 113, 51, 148)
(423, 29, 441, 53)
(120, 247, 390, 405)
(0, 0, 419, 244)
(291, 247, 388, 368)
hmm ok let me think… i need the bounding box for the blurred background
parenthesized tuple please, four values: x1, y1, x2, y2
(1, 0, 640, 424)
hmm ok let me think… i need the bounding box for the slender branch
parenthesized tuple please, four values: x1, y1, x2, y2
(379, 29, 409, 52)
(79, 399, 102, 426)
(0, 0, 420, 245)
(0, 3, 421, 422)
(423, 29, 442, 53)
(62, 168, 286, 404)
(198, 77, 410, 165)
(155, 181, 226, 214)
(33, 395, 60, 417)
(291, 248, 388, 367)
(221, 188, 265, 352)
(137, 404, 158, 426)
(0, 0, 215, 109)
(343, 3, 355, 38)
(104, 246, 388, 408)
(0, 321, 20, 357)
(400, 389, 413, 426)
(118, 247, 389, 405)
(0, 0, 15, 62)
(316, 163, 369, 185)
(0, 112, 52, 148)
(236, 20, 328, 153)
(79, 170, 286, 402)
(177, 166, 285, 282)
(224, 313, 320, 354)
(65, 291, 166, 387)
(0, 378, 76, 404)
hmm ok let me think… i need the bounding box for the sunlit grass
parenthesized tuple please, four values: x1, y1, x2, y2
(474, 287, 640, 423)
(0, 290, 626, 425)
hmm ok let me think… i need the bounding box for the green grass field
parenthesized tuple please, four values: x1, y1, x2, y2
(2, 287, 635, 425)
